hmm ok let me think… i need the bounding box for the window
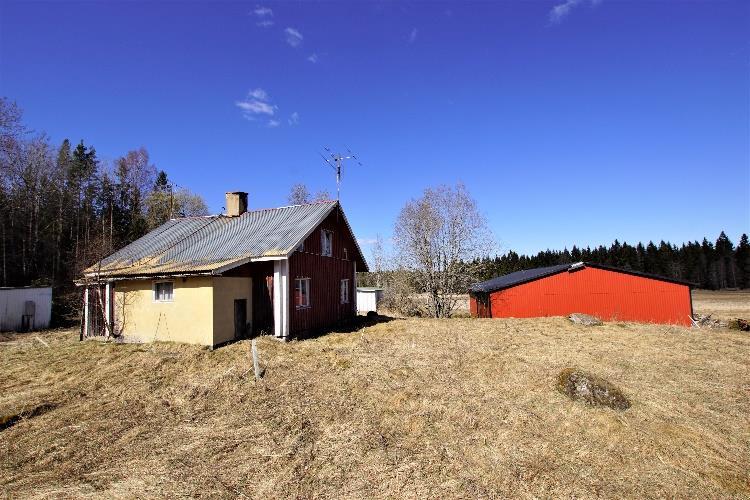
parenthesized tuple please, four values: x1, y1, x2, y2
(295, 278, 311, 308)
(297, 241, 305, 252)
(343, 248, 348, 260)
(321, 230, 333, 257)
(340, 279, 350, 304)
(154, 281, 174, 302)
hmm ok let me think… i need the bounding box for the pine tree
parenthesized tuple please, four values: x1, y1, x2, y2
(735, 234, 750, 289)
(155, 170, 169, 191)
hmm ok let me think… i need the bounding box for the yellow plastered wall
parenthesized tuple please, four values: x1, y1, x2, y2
(113, 277, 214, 345)
(212, 277, 252, 345)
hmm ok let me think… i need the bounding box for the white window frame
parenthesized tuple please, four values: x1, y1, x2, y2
(295, 277, 311, 309)
(321, 229, 333, 257)
(340, 279, 350, 304)
(153, 280, 174, 302)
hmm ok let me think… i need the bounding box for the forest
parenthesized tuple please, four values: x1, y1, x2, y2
(0, 98, 207, 322)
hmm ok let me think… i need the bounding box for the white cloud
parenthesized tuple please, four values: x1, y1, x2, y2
(357, 238, 378, 246)
(284, 27, 303, 47)
(408, 27, 418, 43)
(549, 0, 601, 24)
(252, 6, 274, 27)
(236, 100, 275, 117)
(253, 6, 273, 17)
(235, 88, 277, 120)
(307, 53, 318, 63)
(268, 119, 281, 128)
(248, 88, 268, 101)
(288, 112, 299, 125)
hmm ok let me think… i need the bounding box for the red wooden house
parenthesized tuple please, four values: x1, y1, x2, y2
(469, 262, 693, 326)
(79, 192, 367, 346)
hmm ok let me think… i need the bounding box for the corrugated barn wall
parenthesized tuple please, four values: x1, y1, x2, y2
(470, 267, 692, 326)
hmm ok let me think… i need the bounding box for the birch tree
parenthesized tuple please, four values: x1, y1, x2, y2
(393, 183, 493, 317)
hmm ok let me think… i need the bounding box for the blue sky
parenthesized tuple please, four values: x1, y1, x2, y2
(1, 0, 748, 258)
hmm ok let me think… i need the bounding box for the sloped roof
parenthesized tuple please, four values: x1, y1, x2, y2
(469, 264, 571, 293)
(469, 262, 694, 293)
(84, 201, 368, 278)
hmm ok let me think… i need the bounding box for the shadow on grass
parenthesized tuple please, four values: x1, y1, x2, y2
(297, 313, 401, 341)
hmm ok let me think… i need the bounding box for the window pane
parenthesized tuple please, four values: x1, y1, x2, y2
(155, 282, 173, 301)
(296, 279, 310, 307)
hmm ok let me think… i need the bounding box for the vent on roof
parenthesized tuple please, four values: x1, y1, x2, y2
(226, 192, 248, 217)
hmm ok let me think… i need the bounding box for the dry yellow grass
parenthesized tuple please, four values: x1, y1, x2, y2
(1, 296, 749, 498)
(692, 290, 750, 321)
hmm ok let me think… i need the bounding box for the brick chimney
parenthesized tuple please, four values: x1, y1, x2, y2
(225, 191, 248, 217)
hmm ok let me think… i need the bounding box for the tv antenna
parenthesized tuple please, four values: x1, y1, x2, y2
(319, 146, 362, 200)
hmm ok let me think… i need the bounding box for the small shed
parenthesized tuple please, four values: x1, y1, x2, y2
(356, 287, 384, 314)
(0, 286, 52, 332)
(469, 262, 693, 326)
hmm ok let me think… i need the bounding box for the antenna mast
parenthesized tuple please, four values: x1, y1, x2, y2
(319, 147, 362, 200)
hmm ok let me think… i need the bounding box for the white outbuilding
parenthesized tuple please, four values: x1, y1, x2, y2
(356, 287, 384, 314)
(0, 286, 52, 332)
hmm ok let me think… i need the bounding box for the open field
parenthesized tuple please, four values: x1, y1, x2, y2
(1, 298, 749, 498)
(692, 289, 750, 321)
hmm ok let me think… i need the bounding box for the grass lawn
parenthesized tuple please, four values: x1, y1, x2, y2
(1, 293, 749, 498)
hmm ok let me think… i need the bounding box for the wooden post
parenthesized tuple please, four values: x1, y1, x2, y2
(251, 338, 261, 381)
(105, 282, 112, 339)
(83, 287, 90, 338)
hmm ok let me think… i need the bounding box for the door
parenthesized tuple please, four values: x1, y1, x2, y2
(234, 299, 247, 339)
(252, 264, 275, 335)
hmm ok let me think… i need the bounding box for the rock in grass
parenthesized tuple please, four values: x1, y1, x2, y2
(569, 313, 603, 326)
(557, 368, 631, 410)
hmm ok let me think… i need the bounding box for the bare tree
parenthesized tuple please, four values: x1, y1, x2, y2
(145, 187, 208, 229)
(313, 189, 331, 201)
(372, 234, 385, 287)
(287, 183, 310, 205)
(393, 183, 493, 318)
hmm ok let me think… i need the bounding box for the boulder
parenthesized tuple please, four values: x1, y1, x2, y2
(557, 368, 631, 410)
(569, 313, 603, 326)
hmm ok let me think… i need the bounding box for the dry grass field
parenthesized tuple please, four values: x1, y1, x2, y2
(1, 292, 748, 498)
(692, 289, 750, 321)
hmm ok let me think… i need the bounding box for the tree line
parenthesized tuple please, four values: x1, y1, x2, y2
(468, 232, 750, 290)
(0, 98, 207, 322)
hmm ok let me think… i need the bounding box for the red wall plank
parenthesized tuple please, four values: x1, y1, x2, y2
(482, 267, 692, 326)
(288, 207, 358, 335)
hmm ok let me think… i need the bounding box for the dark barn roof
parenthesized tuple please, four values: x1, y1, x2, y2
(469, 262, 694, 294)
(469, 264, 572, 293)
(83, 201, 368, 278)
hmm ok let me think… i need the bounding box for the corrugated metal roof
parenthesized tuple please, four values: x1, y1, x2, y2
(470, 264, 571, 293)
(469, 261, 694, 293)
(85, 201, 345, 277)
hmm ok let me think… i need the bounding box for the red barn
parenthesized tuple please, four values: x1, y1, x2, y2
(469, 262, 693, 326)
